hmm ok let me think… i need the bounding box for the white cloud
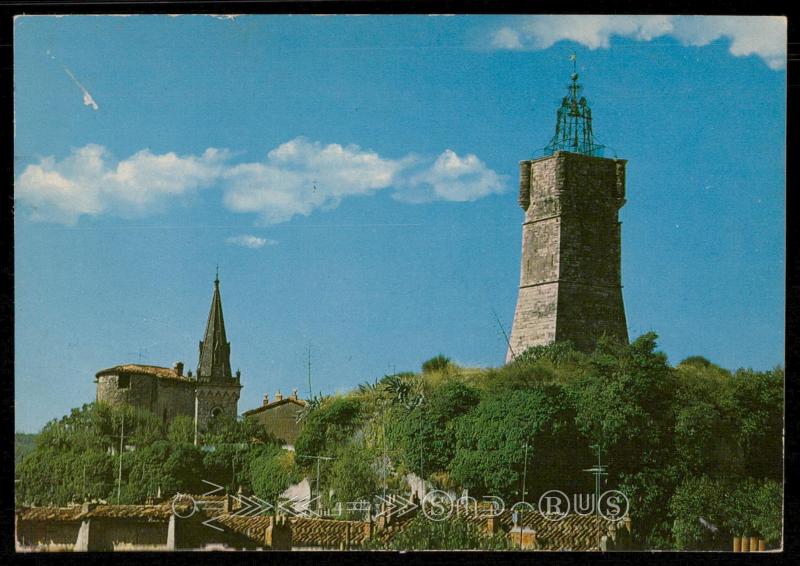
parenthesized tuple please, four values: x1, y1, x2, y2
(225, 235, 277, 249)
(15, 145, 227, 224)
(16, 138, 505, 225)
(489, 15, 786, 70)
(223, 138, 407, 224)
(670, 16, 787, 71)
(491, 27, 524, 50)
(396, 150, 507, 204)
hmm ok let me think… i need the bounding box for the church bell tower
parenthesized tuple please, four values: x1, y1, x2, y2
(195, 270, 242, 430)
(507, 60, 629, 361)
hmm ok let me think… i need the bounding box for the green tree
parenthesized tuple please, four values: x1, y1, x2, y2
(668, 476, 730, 550)
(327, 441, 380, 516)
(160, 444, 206, 496)
(248, 445, 301, 503)
(422, 354, 451, 374)
(569, 333, 678, 548)
(386, 380, 479, 479)
(449, 385, 582, 499)
(669, 476, 783, 550)
(294, 396, 363, 466)
(728, 368, 783, 481)
(14, 433, 37, 467)
(167, 415, 195, 444)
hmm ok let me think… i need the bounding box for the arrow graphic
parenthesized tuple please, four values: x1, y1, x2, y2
(248, 495, 274, 516)
(201, 479, 224, 496)
(277, 495, 305, 517)
(375, 495, 418, 519)
(202, 516, 225, 532)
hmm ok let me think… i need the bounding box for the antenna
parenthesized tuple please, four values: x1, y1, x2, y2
(582, 443, 609, 545)
(115, 412, 126, 504)
(492, 308, 516, 361)
(307, 343, 312, 399)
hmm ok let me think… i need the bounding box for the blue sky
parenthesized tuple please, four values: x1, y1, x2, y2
(14, 15, 786, 433)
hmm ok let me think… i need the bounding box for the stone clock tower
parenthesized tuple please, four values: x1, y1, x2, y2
(507, 65, 628, 361)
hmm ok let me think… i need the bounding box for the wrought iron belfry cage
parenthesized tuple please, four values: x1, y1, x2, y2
(544, 58, 605, 157)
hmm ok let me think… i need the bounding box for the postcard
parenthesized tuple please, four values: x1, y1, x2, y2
(12, 13, 786, 552)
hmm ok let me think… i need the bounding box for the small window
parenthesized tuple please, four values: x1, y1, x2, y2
(211, 407, 223, 419)
(118, 375, 130, 389)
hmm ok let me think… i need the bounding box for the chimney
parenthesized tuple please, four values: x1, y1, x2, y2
(275, 390, 283, 402)
(174, 362, 184, 376)
(263, 393, 270, 406)
(292, 388, 298, 400)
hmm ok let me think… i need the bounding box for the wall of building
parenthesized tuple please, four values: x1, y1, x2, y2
(508, 151, 628, 359)
(96, 373, 158, 412)
(90, 519, 169, 551)
(247, 402, 304, 445)
(196, 385, 240, 432)
(15, 520, 81, 551)
(154, 379, 196, 424)
(96, 373, 197, 424)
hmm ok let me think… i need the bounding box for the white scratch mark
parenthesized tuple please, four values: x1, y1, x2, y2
(48, 49, 99, 111)
(62, 66, 99, 111)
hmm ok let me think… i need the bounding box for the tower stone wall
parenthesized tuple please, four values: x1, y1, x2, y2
(507, 151, 628, 361)
(195, 385, 241, 432)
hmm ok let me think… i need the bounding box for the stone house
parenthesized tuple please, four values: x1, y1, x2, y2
(243, 389, 307, 448)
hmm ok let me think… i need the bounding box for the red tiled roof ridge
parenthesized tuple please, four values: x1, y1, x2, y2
(242, 396, 307, 415)
(95, 363, 193, 382)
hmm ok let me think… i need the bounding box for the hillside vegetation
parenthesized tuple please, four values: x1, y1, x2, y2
(15, 333, 783, 550)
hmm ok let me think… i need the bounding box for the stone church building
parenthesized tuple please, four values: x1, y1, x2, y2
(95, 274, 242, 433)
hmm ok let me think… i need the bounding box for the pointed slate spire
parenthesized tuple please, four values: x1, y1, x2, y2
(197, 271, 233, 381)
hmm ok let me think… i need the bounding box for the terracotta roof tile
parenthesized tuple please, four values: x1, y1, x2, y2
(214, 515, 274, 544)
(242, 397, 307, 416)
(95, 364, 193, 382)
(379, 506, 620, 551)
(290, 517, 368, 548)
(16, 501, 185, 522)
(16, 507, 83, 522)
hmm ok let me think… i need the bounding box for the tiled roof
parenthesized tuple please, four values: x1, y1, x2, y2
(95, 364, 194, 382)
(79, 503, 175, 520)
(214, 515, 275, 544)
(290, 517, 369, 548)
(211, 515, 368, 548)
(16, 507, 83, 522)
(376, 505, 621, 551)
(501, 512, 615, 550)
(242, 397, 307, 416)
(454, 506, 621, 551)
(16, 501, 187, 522)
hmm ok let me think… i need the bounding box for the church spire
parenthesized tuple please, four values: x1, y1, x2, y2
(197, 271, 232, 382)
(544, 53, 605, 157)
